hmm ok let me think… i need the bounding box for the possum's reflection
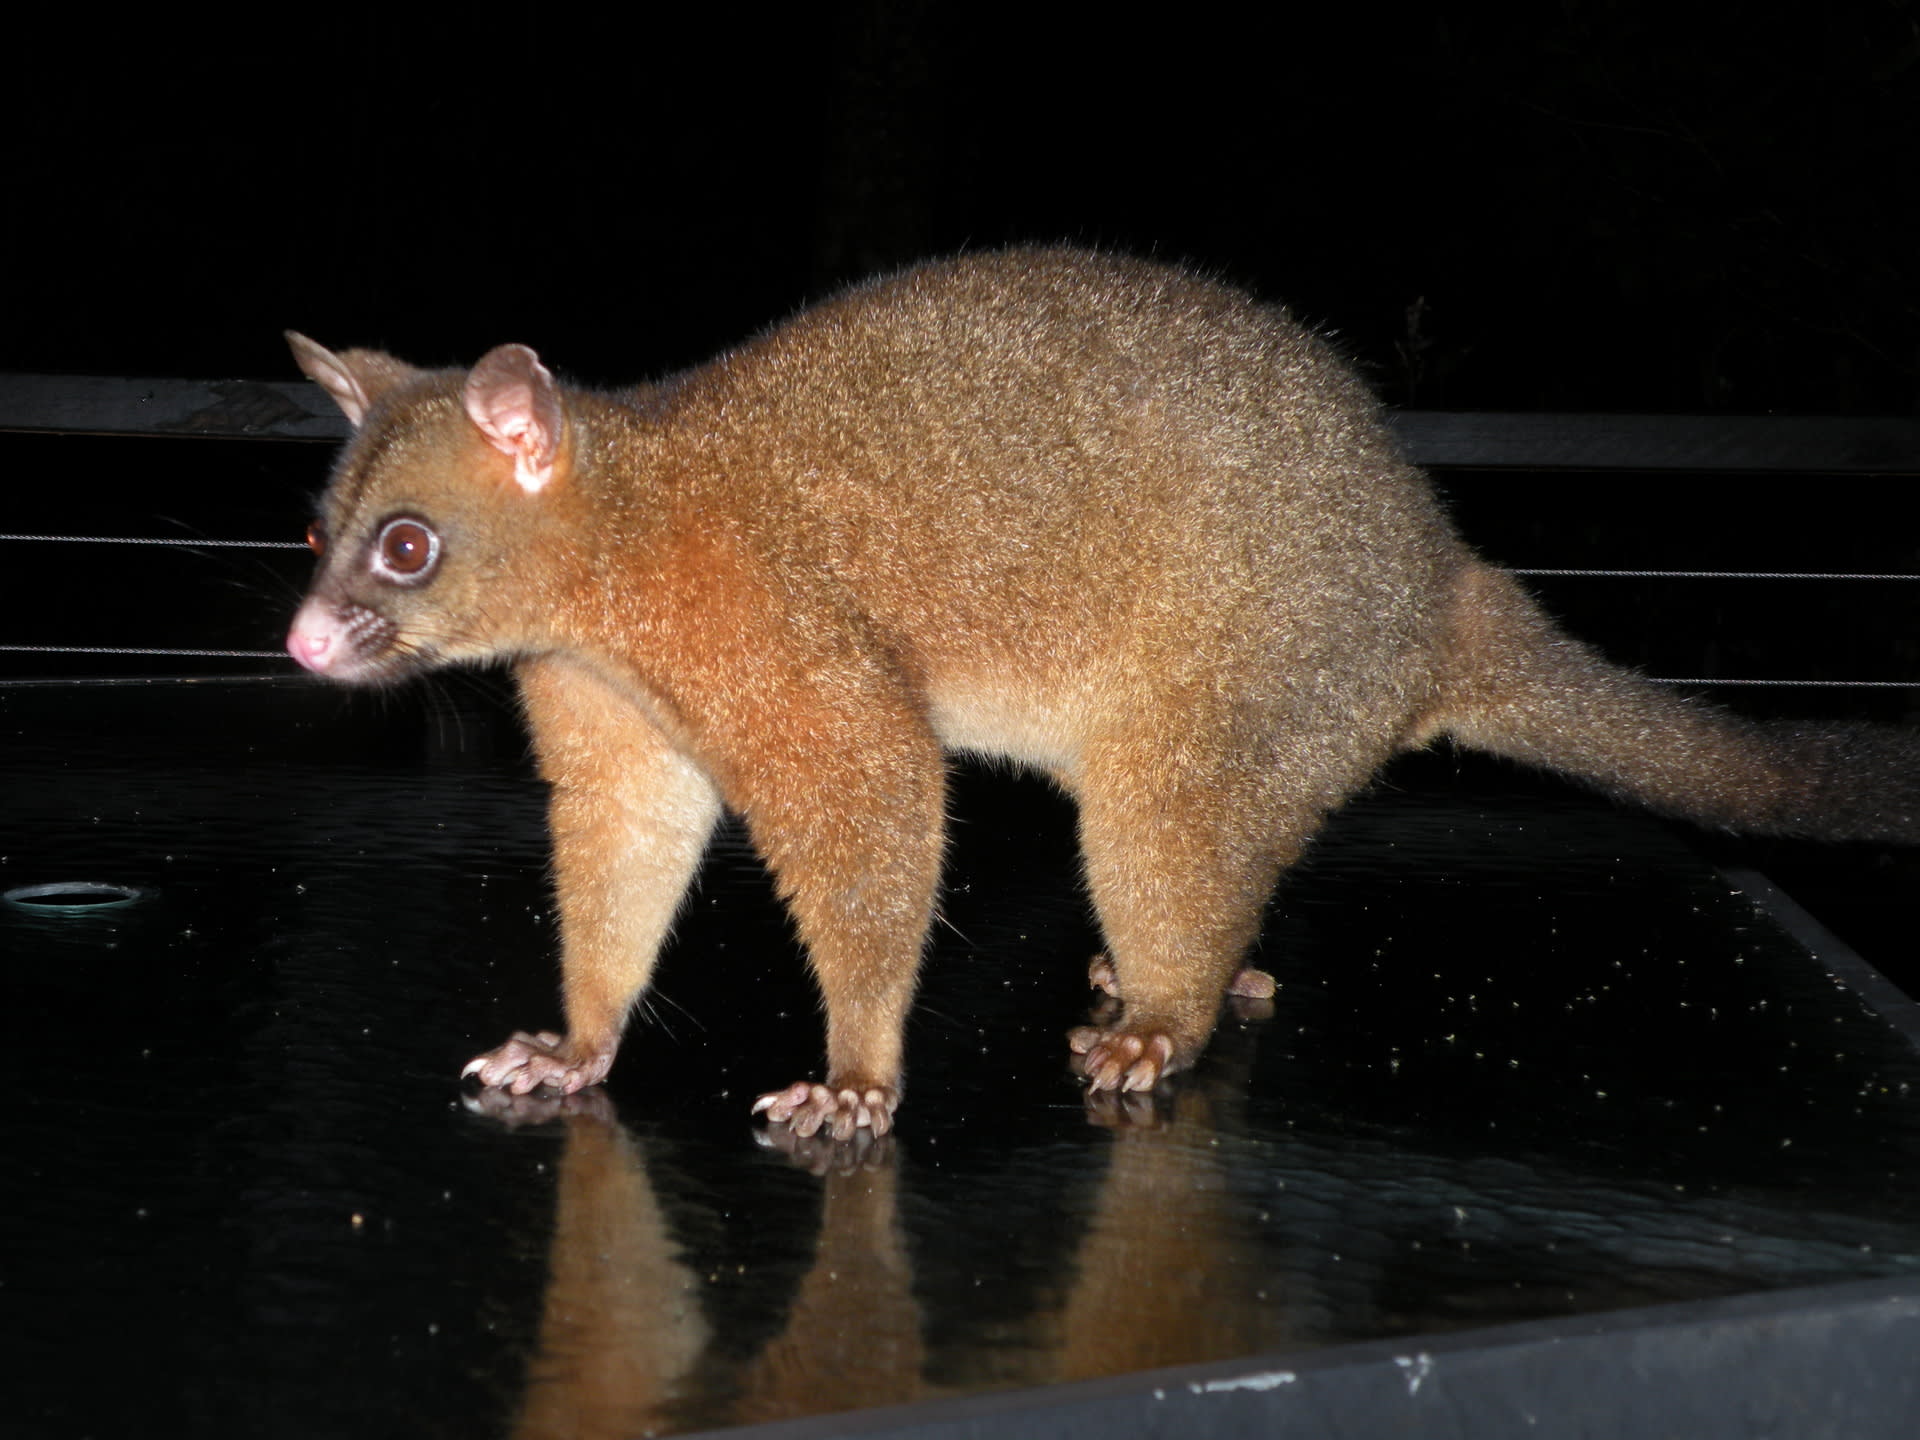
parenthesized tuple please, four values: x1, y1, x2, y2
(483, 1090, 710, 1439)
(482, 1065, 1290, 1438)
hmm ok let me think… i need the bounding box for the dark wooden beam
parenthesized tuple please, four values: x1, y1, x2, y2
(1388, 412, 1920, 474)
(3, 373, 1919, 473)
(0, 375, 348, 442)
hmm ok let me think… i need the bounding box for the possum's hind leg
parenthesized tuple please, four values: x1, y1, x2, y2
(1066, 712, 1352, 1093)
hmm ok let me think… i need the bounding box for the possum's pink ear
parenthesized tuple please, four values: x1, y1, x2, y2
(285, 332, 419, 429)
(464, 344, 563, 494)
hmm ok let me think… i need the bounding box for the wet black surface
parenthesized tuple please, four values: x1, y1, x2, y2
(6, 679, 1920, 1439)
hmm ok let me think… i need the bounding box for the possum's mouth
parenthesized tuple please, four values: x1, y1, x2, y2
(286, 596, 422, 682)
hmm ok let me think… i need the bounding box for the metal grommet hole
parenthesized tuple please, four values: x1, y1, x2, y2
(4, 882, 149, 912)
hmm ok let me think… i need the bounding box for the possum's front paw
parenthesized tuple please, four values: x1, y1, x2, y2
(1067, 1027, 1177, 1093)
(461, 1031, 614, 1095)
(751, 1081, 899, 1141)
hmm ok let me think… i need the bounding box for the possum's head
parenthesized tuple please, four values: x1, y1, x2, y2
(284, 333, 573, 683)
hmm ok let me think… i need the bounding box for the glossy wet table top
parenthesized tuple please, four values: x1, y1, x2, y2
(6, 681, 1920, 1438)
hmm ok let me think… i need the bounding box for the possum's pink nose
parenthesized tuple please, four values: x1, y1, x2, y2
(286, 623, 332, 673)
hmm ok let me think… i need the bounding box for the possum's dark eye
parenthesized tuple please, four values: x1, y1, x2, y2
(371, 516, 441, 584)
(306, 522, 326, 556)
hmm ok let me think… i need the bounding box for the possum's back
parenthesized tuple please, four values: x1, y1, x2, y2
(674, 250, 1453, 593)
(631, 248, 1469, 764)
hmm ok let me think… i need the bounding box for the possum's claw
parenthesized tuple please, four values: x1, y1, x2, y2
(752, 1080, 898, 1141)
(462, 1030, 614, 1095)
(1067, 1027, 1177, 1093)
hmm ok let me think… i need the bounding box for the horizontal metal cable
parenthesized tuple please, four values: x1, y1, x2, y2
(0, 642, 1909, 686)
(1650, 677, 1919, 688)
(0, 533, 306, 549)
(5, 535, 1915, 579)
(1513, 567, 1920, 581)
(0, 645, 290, 658)
(0, 545, 1911, 680)
(0, 674, 296, 688)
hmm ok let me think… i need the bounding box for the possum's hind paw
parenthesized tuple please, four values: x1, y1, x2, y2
(752, 1080, 899, 1141)
(462, 1031, 613, 1096)
(1227, 965, 1276, 999)
(1067, 1027, 1177, 1093)
(1087, 953, 1275, 1002)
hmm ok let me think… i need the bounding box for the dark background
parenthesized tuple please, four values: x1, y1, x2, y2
(9, 22, 1920, 1434)
(3, 6, 1916, 413)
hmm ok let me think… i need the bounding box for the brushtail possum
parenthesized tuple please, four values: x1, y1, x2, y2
(286, 247, 1920, 1140)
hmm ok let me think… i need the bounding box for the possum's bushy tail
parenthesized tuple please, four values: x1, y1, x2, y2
(1428, 563, 1920, 843)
